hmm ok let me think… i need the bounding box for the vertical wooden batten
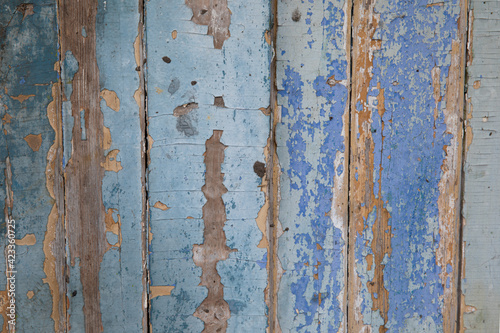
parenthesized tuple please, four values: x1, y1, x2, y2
(59, 0, 145, 331)
(275, 0, 351, 331)
(145, 0, 271, 331)
(461, 0, 500, 331)
(348, 0, 468, 331)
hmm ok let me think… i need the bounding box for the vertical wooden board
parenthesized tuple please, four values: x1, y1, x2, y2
(461, 2, 500, 331)
(145, 0, 271, 331)
(275, 0, 350, 331)
(0, 1, 64, 331)
(59, 0, 145, 331)
(349, 0, 467, 332)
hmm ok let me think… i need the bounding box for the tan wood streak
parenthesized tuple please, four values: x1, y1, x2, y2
(59, 0, 106, 331)
(10, 94, 35, 103)
(349, 0, 391, 332)
(43, 82, 67, 333)
(256, 138, 271, 250)
(438, 0, 468, 328)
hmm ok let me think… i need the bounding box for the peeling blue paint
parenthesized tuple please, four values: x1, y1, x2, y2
(277, 0, 349, 331)
(352, 0, 463, 330)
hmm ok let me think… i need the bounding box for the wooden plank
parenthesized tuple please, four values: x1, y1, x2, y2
(275, 0, 351, 331)
(145, 0, 271, 331)
(58, 0, 146, 331)
(348, 0, 467, 331)
(0, 1, 64, 331)
(461, 1, 500, 331)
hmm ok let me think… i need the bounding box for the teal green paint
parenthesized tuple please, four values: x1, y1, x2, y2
(0, 1, 59, 330)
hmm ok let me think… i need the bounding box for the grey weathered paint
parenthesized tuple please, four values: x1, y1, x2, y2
(461, 1, 500, 332)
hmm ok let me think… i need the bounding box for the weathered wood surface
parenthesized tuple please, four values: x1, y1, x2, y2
(275, 0, 350, 331)
(461, 1, 500, 331)
(1, 1, 62, 331)
(348, 0, 467, 331)
(1, 0, 146, 332)
(145, 0, 271, 331)
(2, 0, 500, 332)
(59, 0, 146, 331)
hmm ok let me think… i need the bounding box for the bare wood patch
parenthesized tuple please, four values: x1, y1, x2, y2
(15, 234, 36, 246)
(185, 0, 231, 49)
(173, 102, 198, 117)
(24, 133, 42, 151)
(59, 0, 107, 330)
(100, 89, 120, 112)
(150, 286, 174, 299)
(192, 130, 235, 332)
(153, 201, 169, 211)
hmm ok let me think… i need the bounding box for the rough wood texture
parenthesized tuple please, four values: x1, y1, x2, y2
(59, 0, 145, 331)
(276, 0, 351, 331)
(3, 0, 500, 331)
(146, 0, 271, 331)
(461, 2, 500, 331)
(59, 1, 107, 329)
(349, 0, 467, 331)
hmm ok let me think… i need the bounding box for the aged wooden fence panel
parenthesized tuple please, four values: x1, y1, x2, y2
(1, 0, 499, 332)
(348, 0, 467, 331)
(461, 1, 500, 332)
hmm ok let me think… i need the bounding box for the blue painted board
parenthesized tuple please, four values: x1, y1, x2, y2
(145, 0, 271, 331)
(276, 0, 351, 331)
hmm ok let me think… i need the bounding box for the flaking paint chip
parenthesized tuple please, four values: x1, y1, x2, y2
(2, 113, 12, 124)
(26, 291, 34, 299)
(16, 234, 36, 246)
(10, 94, 35, 103)
(150, 286, 174, 298)
(101, 149, 122, 172)
(153, 201, 170, 211)
(17, 3, 34, 20)
(24, 133, 42, 151)
(100, 89, 120, 112)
